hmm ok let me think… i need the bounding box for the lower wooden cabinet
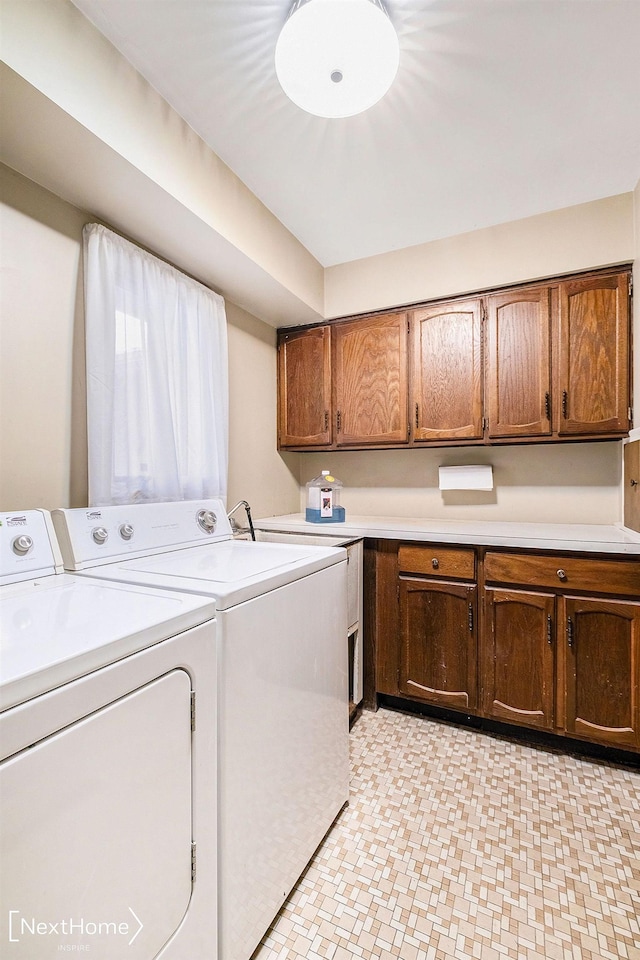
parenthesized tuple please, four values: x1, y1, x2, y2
(400, 578, 477, 710)
(372, 540, 640, 754)
(562, 595, 640, 749)
(483, 552, 640, 751)
(483, 588, 555, 730)
(483, 588, 640, 749)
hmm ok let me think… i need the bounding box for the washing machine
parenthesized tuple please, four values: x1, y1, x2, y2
(52, 499, 349, 960)
(0, 510, 218, 959)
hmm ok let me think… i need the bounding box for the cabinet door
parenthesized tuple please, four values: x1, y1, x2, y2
(624, 440, 640, 533)
(486, 288, 552, 438)
(333, 313, 408, 446)
(399, 578, 477, 709)
(557, 272, 630, 435)
(278, 326, 332, 447)
(411, 299, 483, 441)
(483, 588, 555, 729)
(562, 596, 640, 749)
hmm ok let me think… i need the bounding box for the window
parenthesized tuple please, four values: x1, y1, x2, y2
(84, 223, 228, 505)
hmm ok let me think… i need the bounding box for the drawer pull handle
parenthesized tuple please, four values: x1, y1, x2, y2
(432, 558, 439, 569)
(547, 615, 553, 645)
(556, 568, 567, 582)
(567, 617, 574, 647)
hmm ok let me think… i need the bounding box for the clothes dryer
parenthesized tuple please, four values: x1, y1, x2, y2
(0, 510, 218, 959)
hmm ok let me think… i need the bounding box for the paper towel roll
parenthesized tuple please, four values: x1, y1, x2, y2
(438, 464, 493, 491)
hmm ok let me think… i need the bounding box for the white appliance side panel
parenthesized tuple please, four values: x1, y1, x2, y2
(0, 671, 193, 959)
(218, 561, 349, 960)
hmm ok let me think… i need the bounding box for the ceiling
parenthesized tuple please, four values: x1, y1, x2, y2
(70, 0, 640, 268)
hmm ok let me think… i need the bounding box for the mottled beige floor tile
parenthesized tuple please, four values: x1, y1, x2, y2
(252, 709, 640, 960)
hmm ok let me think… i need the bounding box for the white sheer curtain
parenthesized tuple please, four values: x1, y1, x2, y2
(84, 223, 228, 506)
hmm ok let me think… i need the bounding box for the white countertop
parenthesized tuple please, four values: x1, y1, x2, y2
(254, 514, 640, 556)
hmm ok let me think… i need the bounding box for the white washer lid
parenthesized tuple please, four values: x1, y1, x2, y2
(70, 539, 346, 609)
(0, 574, 216, 710)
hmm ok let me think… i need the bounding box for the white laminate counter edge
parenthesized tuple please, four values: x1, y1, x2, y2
(254, 515, 640, 556)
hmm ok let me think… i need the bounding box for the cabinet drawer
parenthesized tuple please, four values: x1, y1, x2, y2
(398, 545, 475, 580)
(484, 552, 640, 597)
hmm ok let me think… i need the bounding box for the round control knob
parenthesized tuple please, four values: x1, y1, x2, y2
(12, 534, 34, 556)
(119, 523, 134, 541)
(197, 509, 217, 534)
(431, 558, 439, 569)
(556, 568, 567, 582)
(92, 526, 109, 545)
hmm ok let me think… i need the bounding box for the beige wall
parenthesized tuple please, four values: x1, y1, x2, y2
(0, 163, 628, 525)
(0, 165, 300, 517)
(1, 0, 324, 327)
(325, 193, 634, 319)
(297, 444, 621, 525)
(226, 301, 299, 517)
(0, 164, 87, 511)
(1, 167, 634, 525)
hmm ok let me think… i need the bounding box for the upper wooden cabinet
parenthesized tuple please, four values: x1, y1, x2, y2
(278, 326, 332, 447)
(411, 299, 483, 441)
(485, 287, 552, 438)
(333, 313, 409, 446)
(557, 272, 631, 435)
(277, 266, 632, 450)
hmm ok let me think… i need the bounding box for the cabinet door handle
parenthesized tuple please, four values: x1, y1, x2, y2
(544, 392, 550, 420)
(415, 403, 419, 428)
(566, 617, 574, 647)
(547, 615, 553, 645)
(324, 410, 329, 431)
(336, 410, 342, 432)
(562, 390, 568, 418)
(468, 603, 474, 633)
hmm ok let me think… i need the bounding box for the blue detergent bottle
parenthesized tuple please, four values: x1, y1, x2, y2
(305, 470, 346, 523)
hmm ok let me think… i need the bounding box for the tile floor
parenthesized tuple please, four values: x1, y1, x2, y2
(253, 707, 640, 960)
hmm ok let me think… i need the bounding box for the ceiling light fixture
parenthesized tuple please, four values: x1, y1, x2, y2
(275, 0, 399, 119)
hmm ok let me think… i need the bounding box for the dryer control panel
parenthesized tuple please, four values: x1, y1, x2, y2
(0, 510, 63, 585)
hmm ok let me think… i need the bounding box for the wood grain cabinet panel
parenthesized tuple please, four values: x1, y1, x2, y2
(399, 578, 477, 710)
(558, 272, 630, 436)
(562, 596, 640, 749)
(278, 326, 331, 447)
(624, 440, 640, 534)
(483, 589, 555, 730)
(398, 544, 475, 580)
(484, 552, 640, 597)
(333, 313, 409, 446)
(486, 287, 552, 438)
(411, 300, 483, 441)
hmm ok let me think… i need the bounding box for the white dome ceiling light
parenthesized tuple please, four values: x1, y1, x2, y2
(275, 0, 400, 119)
